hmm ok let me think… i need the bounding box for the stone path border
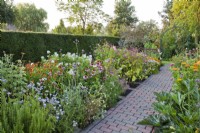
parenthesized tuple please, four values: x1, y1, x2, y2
(81, 65, 173, 133)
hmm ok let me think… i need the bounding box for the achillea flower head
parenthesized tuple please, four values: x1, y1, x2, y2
(177, 78, 182, 82)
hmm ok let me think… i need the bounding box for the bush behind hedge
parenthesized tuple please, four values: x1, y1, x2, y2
(0, 31, 119, 62)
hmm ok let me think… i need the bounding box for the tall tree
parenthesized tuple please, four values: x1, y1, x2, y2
(0, 0, 15, 24)
(56, 0, 110, 35)
(52, 19, 67, 34)
(114, 0, 138, 28)
(105, 20, 119, 36)
(14, 3, 49, 32)
(171, 0, 200, 45)
(158, 0, 174, 28)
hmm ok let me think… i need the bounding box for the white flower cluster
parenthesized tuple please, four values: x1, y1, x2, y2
(82, 54, 92, 63)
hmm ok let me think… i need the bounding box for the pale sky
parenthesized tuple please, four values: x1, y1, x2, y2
(13, 0, 164, 30)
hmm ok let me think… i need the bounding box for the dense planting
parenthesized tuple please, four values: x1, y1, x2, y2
(139, 50, 200, 132)
(0, 44, 160, 133)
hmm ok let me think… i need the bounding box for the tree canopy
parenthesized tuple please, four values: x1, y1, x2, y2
(0, 0, 15, 24)
(56, 0, 109, 35)
(171, 0, 200, 45)
(120, 20, 159, 48)
(14, 3, 49, 32)
(114, 0, 138, 28)
(52, 19, 67, 34)
(106, 0, 138, 36)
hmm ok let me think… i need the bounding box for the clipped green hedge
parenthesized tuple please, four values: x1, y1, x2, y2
(0, 31, 119, 62)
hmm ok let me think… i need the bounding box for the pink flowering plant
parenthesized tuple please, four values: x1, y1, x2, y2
(95, 44, 161, 83)
(1, 43, 160, 133)
(24, 49, 123, 132)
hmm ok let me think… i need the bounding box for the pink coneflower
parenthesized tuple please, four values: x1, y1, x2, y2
(83, 75, 88, 80)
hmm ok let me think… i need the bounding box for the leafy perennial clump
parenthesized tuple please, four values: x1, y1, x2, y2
(139, 53, 200, 132)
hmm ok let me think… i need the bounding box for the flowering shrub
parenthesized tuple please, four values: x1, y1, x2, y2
(95, 44, 161, 82)
(139, 53, 200, 132)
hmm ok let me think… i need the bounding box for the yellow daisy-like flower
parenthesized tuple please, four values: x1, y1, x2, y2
(177, 78, 182, 82)
(181, 62, 187, 65)
(193, 68, 199, 72)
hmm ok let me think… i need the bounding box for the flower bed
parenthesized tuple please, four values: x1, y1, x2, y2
(0, 44, 160, 133)
(139, 54, 200, 132)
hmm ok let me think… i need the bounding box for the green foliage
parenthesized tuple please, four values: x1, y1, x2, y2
(106, 0, 138, 36)
(0, 53, 27, 97)
(0, 43, 161, 132)
(52, 19, 67, 34)
(0, 0, 15, 24)
(0, 54, 56, 133)
(171, 0, 200, 45)
(56, 0, 109, 35)
(114, 0, 138, 28)
(65, 23, 104, 35)
(0, 31, 119, 62)
(160, 0, 200, 59)
(120, 20, 160, 48)
(94, 44, 161, 83)
(139, 56, 200, 132)
(56, 83, 87, 133)
(144, 43, 161, 58)
(105, 20, 120, 36)
(24, 49, 123, 132)
(158, 0, 173, 29)
(144, 42, 157, 49)
(0, 94, 56, 133)
(14, 3, 49, 32)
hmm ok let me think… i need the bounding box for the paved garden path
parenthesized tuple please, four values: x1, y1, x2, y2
(81, 65, 173, 133)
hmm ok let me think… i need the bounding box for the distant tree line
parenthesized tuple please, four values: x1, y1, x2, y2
(1, 0, 198, 58)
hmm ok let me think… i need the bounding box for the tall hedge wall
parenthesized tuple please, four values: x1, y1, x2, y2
(0, 31, 119, 62)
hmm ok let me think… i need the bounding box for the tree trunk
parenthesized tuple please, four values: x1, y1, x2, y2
(82, 21, 85, 35)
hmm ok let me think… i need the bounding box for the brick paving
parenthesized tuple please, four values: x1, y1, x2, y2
(81, 65, 173, 133)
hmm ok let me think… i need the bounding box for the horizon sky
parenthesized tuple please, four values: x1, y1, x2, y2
(13, 0, 164, 30)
